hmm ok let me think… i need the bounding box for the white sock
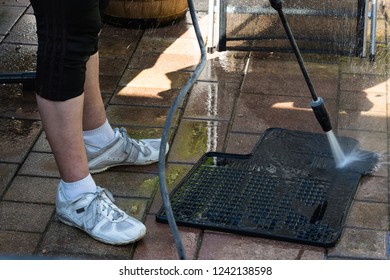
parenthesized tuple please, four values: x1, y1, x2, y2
(83, 119, 116, 153)
(60, 174, 97, 200)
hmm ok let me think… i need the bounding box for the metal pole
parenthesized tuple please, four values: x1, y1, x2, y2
(369, 0, 377, 61)
(207, 0, 215, 53)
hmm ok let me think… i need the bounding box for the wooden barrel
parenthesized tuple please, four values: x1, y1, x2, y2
(104, 0, 188, 27)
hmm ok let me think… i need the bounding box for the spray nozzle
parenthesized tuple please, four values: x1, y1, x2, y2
(311, 97, 332, 132)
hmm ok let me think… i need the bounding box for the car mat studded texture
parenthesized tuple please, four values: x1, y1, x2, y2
(156, 128, 379, 247)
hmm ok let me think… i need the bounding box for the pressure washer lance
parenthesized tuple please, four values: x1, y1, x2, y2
(269, 0, 332, 132)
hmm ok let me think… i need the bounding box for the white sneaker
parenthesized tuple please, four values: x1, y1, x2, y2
(56, 184, 146, 245)
(87, 127, 168, 174)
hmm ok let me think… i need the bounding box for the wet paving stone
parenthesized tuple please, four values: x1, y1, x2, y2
(0, 163, 18, 197)
(346, 201, 388, 230)
(25, 5, 33, 14)
(168, 119, 229, 163)
(101, 92, 112, 106)
(106, 105, 170, 127)
(1, 0, 30, 6)
(31, 131, 50, 153)
(99, 75, 120, 95)
(225, 132, 262, 154)
(3, 13, 37, 44)
(183, 81, 239, 121)
(0, 230, 41, 256)
(136, 37, 200, 56)
(119, 68, 191, 90)
(110, 86, 180, 108)
(338, 110, 387, 132)
(300, 249, 326, 260)
(143, 19, 198, 39)
(0, 201, 54, 232)
(148, 163, 193, 214)
(98, 25, 143, 59)
(129, 52, 199, 72)
(117, 125, 165, 140)
(198, 232, 308, 260)
(355, 176, 388, 203)
(39, 220, 136, 259)
(133, 214, 201, 260)
(0, 85, 39, 120)
(113, 161, 159, 175)
(0, 118, 41, 163)
(0, 5, 25, 35)
(327, 228, 387, 259)
(99, 56, 129, 77)
(198, 51, 247, 83)
(243, 59, 339, 99)
(339, 90, 386, 112)
(3, 175, 57, 204)
(341, 56, 387, 75)
(340, 73, 387, 93)
(19, 152, 58, 177)
(232, 93, 337, 134)
(0, 43, 37, 72)
(93, 171, 159, 198)
(114, 197, 148, 221)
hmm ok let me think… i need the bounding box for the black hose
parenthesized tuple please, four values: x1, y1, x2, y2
(0, 72, 36, 84)
(158, 0, 207, 260)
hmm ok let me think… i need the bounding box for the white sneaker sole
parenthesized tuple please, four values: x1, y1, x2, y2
(57, 214, 146, 245)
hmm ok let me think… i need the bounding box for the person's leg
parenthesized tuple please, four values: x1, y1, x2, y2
(31, 0, 146, 245)
(82, 51, 107, 131)
(36, 94, 88, 182)
(38, 89, 146, 244)
(81, 52, 168, 174)
(32, 0, 101, 190)
(36, 94, 98, 200)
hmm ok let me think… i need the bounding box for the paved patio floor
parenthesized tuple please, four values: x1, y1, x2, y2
(0, 0, 389, 259)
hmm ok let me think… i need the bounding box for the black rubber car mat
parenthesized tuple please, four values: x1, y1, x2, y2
(156, 128, 379, 247)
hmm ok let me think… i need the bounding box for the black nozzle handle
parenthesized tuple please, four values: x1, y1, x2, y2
(311, 97, 332, 132)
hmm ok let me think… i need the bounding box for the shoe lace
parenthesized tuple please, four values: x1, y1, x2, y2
(79, 188, 124, 230)
(115, 127, 150, 157)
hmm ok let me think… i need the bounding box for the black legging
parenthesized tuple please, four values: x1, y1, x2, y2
(31, 0, 108, 101)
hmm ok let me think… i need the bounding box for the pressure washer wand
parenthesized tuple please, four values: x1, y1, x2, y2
(269, 0, 332, 132)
